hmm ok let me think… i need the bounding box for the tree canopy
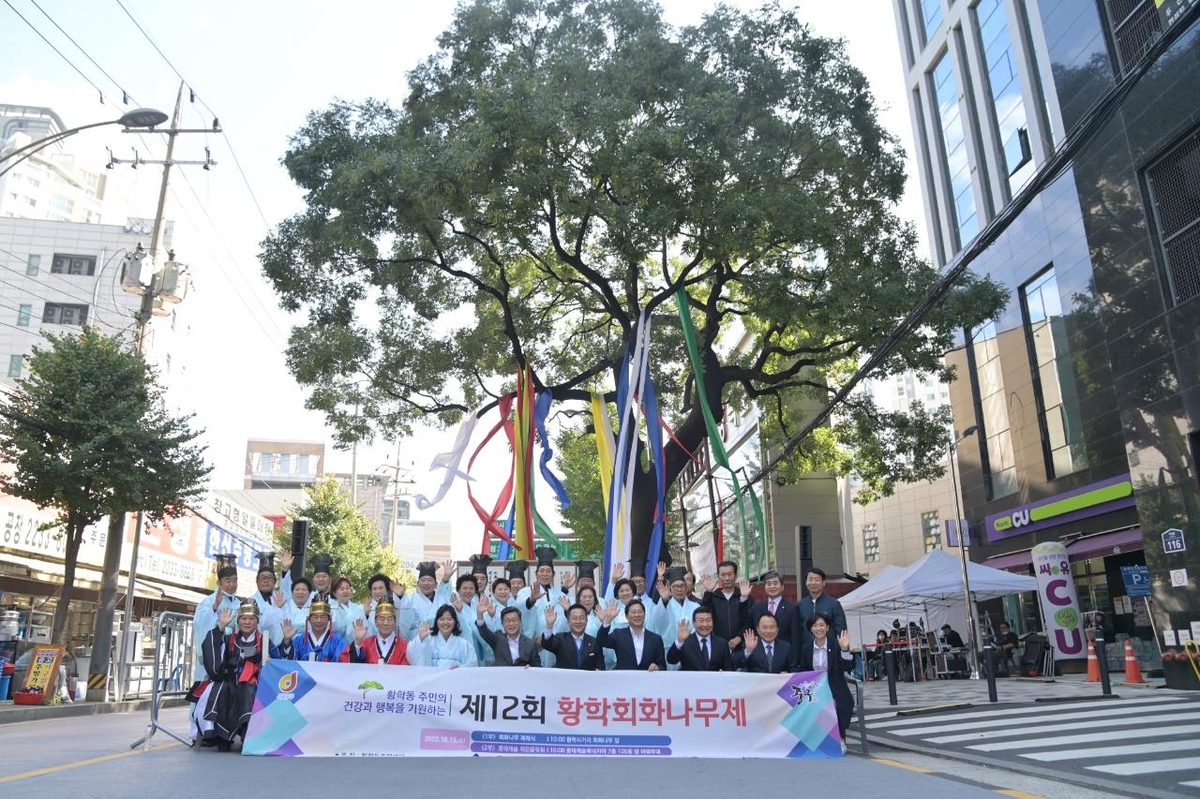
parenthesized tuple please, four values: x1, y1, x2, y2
(262, 0, 1006, 559)
(0, 327, 210, 641)
(279, 476, 406, 599)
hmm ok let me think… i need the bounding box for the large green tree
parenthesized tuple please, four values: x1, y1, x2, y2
(262, 0, 1005, 559)
(279, 476, 406, 599)
(0, 327, 210, 641)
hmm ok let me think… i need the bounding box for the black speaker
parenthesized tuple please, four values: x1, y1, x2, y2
(290, 519, 310, 580)
(798, 524, 813, 578)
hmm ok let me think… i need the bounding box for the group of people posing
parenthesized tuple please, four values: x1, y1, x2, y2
(189, 547, 856, 750)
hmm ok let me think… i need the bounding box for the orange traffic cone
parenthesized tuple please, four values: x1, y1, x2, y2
(1085, 640, 1100, 682)
(1123, 639, 1146, 684)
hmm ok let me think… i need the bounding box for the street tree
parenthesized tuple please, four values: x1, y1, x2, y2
(0, 327, 210, 642)
(262, 0, 1006, 559)
(279, 476, 405, 599)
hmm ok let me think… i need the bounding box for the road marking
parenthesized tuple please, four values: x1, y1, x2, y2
(995, 790, 1045, 799)
(886, 701, 1188, 736)
(872, 758, 935, 773)
(923, 710, 1200, 743)
(866, 695, 1183, 728)
(1088, 755, 1200, 776)
(1020, 739, 1200, 762)
(0, 742, 179, 784)
(968, 723, 1200, 752)
(1179, 781, 1200, 788)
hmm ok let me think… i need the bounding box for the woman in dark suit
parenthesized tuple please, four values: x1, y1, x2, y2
(796, 612, 855, 742)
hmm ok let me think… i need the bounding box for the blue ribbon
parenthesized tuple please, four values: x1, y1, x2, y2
(534, 391, 571, 509)
(642, 372, 667, 587)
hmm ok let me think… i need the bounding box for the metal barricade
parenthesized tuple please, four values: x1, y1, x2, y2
(130, 611, 194, 749)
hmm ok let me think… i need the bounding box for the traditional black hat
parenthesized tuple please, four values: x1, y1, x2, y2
(505, 560, 528, 580)
(470, 554, 493, 574)
(534, 546, 557, 566)
(417, 561, 439, 580)
(256, 551, 276, 576)
(664, 566, 688, 585)
(311, 553, 334, 576)
(659, 548, 673, 567)
(629, 557, 648, 578)
(575, 560, 598, 582)
(214, 553, 238, 580)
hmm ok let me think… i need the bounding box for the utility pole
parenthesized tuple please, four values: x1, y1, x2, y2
(86, 82, 215, 702)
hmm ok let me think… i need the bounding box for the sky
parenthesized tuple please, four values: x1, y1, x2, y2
(0, 0, 927, 558)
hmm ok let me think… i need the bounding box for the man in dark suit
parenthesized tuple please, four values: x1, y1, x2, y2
(475, 597, 539, 667)
(700, 560, 752, 651)
(540, 604, 607, 670)
(750, 570, 798, 650)
(599, 600, 666, 670)
(667, 607, 733, 671)
(795, 567, 847, 648)
(734, 613, 792, 673)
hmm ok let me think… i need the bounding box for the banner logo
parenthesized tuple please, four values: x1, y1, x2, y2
(277, 670, 299, 699)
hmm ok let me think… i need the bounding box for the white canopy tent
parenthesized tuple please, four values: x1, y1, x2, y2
(841, 549, 1037, 647)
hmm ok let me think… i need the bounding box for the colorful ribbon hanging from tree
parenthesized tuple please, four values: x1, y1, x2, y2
(675, 289, 763, 575)
(534, 391, 571, 510)
(591, 392, 616, 513)
(511, 364, 537, 555)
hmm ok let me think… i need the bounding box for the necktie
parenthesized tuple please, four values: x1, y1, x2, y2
(700, 637, 709, 665)
(576, 638, 584, 668)
(765, 643, 774, 670)
(769, 598, 778, 614)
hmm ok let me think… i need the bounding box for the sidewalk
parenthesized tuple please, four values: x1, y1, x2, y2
(0, 695, 185, 725)
(858, 671, 1186, 712)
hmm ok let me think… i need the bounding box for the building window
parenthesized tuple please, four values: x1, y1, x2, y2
(41, 303, 89, 325)
(26, 254, 40, 276)
(974, 0, 1034, 195)
(51, 254, 96, 276)
(397, 499, 411, 521)
(1102, 0, 1163, 76)
(971, 320, 1018, 498)
(1145, 127, 1200, 306)
(922, 510, 942, 552)
(16, 304, 32, 327)
(7, 355, 23, 378)
(919, 0, 943, 44)
(931, 51, 980, 248)
(863, 524, 880, 563)
(1022, 267, 1088, 478)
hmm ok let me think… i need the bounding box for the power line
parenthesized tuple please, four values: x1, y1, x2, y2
(28, 0, 137, 104)
(0, 0, 107, 102)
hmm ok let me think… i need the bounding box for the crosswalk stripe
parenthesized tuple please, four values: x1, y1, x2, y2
(1088, 755, 1200, 775)
(1020, 739, 1200, 761)
(1179, 780, 1200, 788)
(889, 704, 1192, 737)
(865, 695, 1184, 728)
(968, 723, 1200, 752)
(925, 710, 1200, 744)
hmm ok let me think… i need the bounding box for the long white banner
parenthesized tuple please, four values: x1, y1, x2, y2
(244, 660, 843, 758)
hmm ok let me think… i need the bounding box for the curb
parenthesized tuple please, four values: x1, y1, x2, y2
(0, 697, 186, 725)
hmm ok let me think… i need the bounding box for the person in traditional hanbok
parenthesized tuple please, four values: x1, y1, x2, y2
(479, 577, 516, 632)
(274, 599, 348, 662)
(192, 598, 266, 751)
(517, 547, 573, 665)
(364, 573, 396, 634)
(469, 554, 493, 596)
(504, 560, 528, 595)
(449, 573, 492, 664)
(191, 554, 241, 681)
(651, 566, 699, 668)
(397, 561, 442, 639)
(280, 576, 313, 633)
(248, 552, 286, 645)
(412, 605, 478, 669)
(343, 601, 409, 665)
(329, 576, 366, 641)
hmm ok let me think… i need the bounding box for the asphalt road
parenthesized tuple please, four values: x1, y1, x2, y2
(0, 706, 1050, 798)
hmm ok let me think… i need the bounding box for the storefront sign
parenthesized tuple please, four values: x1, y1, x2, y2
(0, 493, 107, 568)
(245, 661, 843, 758)
(1162, 528, 1186, 554)
(20, 645, 63, 699)
(986, 475, 1134, 542)
(1120, 565, 1152, 598)
(1032, 542, 1086, 661)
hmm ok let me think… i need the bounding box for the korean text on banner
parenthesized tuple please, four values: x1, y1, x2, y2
(244, 661, 843, 759)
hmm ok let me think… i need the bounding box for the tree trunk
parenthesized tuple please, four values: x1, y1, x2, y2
(51, 523, 84, 644)
(88, 513, 128, 701)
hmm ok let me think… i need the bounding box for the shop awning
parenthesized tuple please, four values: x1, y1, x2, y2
(983, 549, 1033, 572)
(137, 577, 207, 605)
(1066, 527, 1143, 560)
(0, 553, 163, 598)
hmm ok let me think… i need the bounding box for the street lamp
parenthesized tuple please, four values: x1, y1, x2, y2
(0, 108, 167, 178)
(948, 424, 980, 679)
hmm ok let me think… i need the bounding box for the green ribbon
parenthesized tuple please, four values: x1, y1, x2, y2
(675, 289, 764, 573)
